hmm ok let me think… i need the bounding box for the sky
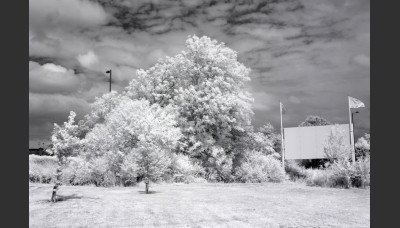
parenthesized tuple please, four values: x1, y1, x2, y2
(29, 0, 370, 148)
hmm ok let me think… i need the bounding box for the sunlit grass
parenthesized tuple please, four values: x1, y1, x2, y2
(29, 181, 369, 227)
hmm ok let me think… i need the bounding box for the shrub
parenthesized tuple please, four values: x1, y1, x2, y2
(29, 155, 58, 183)
(305, 157, 370, 188)
(330, 157, 370, 188)
(204, 147, 234, 182)
(235, 150, 285, 183)
(354, 156, 370, 187)
(305, 169, 332, 187)
(285, 160, 307, 181)
(355, 133, 370, 159)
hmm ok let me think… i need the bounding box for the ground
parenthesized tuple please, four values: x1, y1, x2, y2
(29, 182, 369, 228)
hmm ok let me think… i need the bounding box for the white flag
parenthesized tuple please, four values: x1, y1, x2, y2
(348, 96, 365, 109)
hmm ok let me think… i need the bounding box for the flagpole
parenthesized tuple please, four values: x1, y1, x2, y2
(280, 101, 285, 168)
(348, 96, 355, 163)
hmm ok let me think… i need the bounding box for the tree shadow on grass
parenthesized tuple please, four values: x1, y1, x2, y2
(37, 194, 99, 204)
(138, 190, 159, 194)
(57, 194, 85, 202)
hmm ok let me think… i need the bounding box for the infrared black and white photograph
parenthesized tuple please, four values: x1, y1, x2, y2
(29, 0, 370, 227)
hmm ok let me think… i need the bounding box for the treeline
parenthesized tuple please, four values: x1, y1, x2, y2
(46, 36, 285, 190)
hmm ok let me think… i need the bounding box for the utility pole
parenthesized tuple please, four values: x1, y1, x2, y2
(106, 69, 112, 92)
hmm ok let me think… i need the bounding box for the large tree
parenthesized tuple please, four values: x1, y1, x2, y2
(125, 35, 254, 181)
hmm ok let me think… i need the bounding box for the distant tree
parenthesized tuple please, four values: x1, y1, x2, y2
(49, 111, 81, 202)
(355, 133, 370, 159)
(299, 115, 331, 127)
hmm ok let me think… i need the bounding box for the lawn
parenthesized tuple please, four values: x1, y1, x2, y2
(29, 182, 370, 227)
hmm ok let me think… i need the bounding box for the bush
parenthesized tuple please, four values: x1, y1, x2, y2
(305, 157, 370, 188)
(355, 133, 370, 160)
(29, 155, 58, 183)
(285, 160, 307, 181)
(354, 156, 370, 187)
(235, 150, 285, 183)
(305, 169, 333, 187)
(204, 147, 234, 182)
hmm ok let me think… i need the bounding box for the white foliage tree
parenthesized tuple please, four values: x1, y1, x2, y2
(81, 98, 182, 186)
(125, 35, 254, 180)
(77, 91, 122, 139)
(49, 111, 81, 202)
(323, 125, 352, 162)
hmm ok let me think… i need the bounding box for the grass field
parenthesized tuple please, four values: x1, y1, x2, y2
(29, 182, 369, 227)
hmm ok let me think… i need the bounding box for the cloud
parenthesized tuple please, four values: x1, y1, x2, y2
(29, 61, 82, 94)
(42, 63, 67, 73)
(29, 0, 111, 32)
(77, 51, 100, 69)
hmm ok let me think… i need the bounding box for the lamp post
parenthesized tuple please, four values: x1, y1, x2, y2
(106, 69, 112, 92)
(351, 111, 359, 124)
(351, 111, 359, 157)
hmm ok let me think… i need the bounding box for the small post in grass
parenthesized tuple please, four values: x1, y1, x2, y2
(144, 177, 150, 194)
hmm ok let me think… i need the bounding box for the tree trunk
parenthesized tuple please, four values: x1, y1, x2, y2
(51, 184, 59, 202)
(51, 163, 62, 202)
(145, 182, 149, 194)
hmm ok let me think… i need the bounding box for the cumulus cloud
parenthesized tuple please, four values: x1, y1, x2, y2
(29, 0, 111, 32)
(77, 51, 100, 69)
(29, 61, 82, 94)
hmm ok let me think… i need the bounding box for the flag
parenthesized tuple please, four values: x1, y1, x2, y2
(280, 102, 287, 114)
(348, 96, 365, 109)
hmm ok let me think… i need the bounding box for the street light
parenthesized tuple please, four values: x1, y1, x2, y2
(351, 110, 360, 155)
(106, 69, 112, 92)
(351, 111, 359, 123)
